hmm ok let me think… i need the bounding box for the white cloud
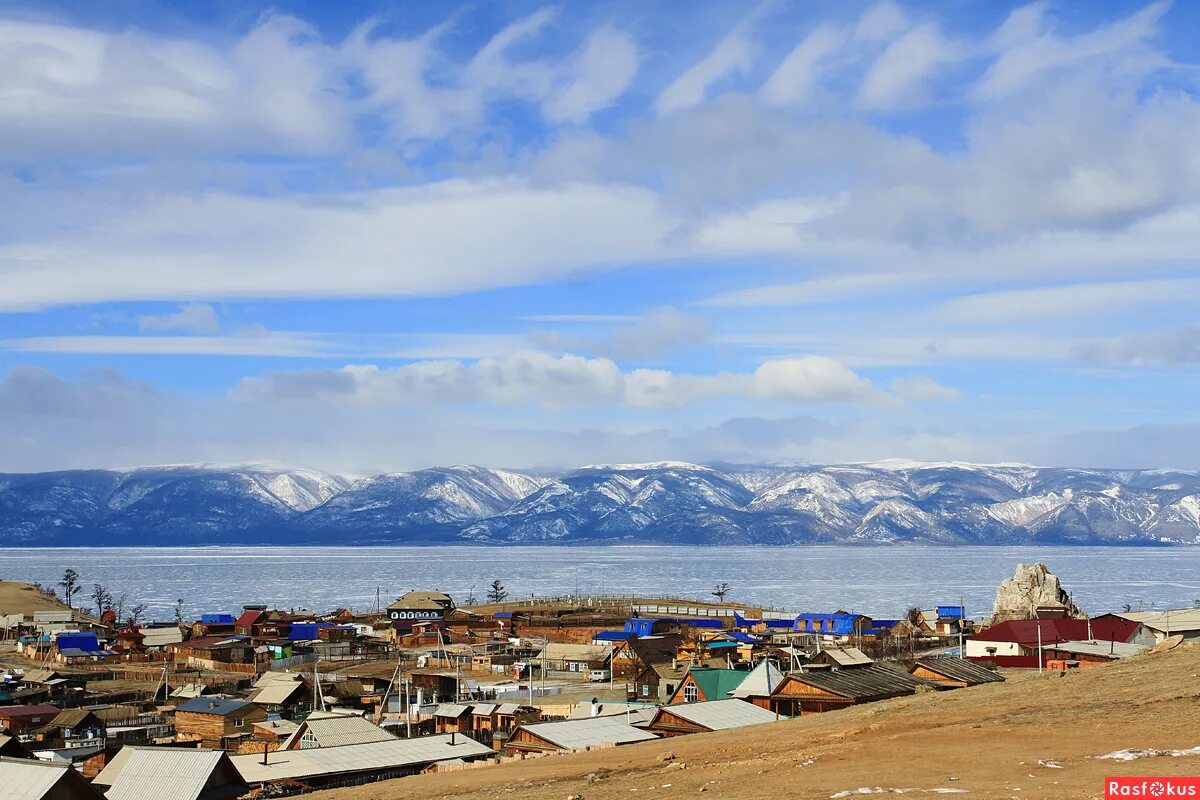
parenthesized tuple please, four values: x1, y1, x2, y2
(891, 375, 962, 403)
(854, 2, 908, 43)
(231, 352, 887, 410)
(857, 23, 961, 109)
(759, 25, 846, 107)
(0, 179, 674, 310)
(698, 273, 915, 307)
(0, 15, 350, 160)
(542, 27, 639, 124)
(654, 10, 765, 115)
(976, 1, 1171, 99)
(530, 307, 709, 359)
(136, 303, 221, 334)
(0, 332, 336, 358)
(939, 278, 1200, 323)
(1071, 326, 1200, 366)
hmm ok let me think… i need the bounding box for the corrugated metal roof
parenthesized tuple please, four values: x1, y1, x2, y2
(912, 657, 1006, 685)
(516, 716, 659, 749)
(653, 698, 780, 730)
(813, 647, 874, 667)
(105, 748, 242, 800)
(494, 703, 521, 715)
(141, 626, 184, 648)
(535, 643, 613, 663)
(786, 664, 934, 701)
(433, 703, 471, 718)
(728, 660, 783, 698)
(472, 703, 497, 716)
(1042, 640, 1150, 658)
(1118, 609, 1200, 633)
(289, 713, 396, 749)
(0, 756, 88, 800)
(252, 683, 304, 706)
(177, 697, 251, 716)
(232, 734, 491, 783)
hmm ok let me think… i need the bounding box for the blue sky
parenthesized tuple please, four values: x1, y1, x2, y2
(2, 0, 1199, 474)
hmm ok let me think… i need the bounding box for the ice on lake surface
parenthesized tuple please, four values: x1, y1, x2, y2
(2, 545, 1199, 620)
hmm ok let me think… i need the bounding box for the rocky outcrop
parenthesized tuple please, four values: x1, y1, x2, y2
(991, 563, 1085, 622)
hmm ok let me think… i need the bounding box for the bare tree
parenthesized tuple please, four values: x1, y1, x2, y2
(487, 580, 508, 603)
(174, 599, 184, 625)
(90, 584, 113, 616)
(59, 569, 80, 608)
(113, 593, 128, 623)
(905, 606, 923, 625)
(712, 582, 731, 602)
(129, 604, 149, 625)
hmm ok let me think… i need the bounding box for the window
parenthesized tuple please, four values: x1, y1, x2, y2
(641, 684, 650, 696)
(233, 717, 244, 728)
(683, 684, 698, 703)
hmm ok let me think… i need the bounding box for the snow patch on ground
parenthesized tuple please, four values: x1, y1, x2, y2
(831, 789, 968, 797)
(1094, 745, 1200, 761)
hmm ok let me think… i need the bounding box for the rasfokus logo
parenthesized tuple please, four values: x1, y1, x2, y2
(1107, 778, 1200, 798)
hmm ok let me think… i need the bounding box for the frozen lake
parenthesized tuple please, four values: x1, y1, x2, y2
(1, 545, 1198, 621)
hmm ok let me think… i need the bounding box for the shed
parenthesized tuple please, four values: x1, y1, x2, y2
(909, 657, 1006, 688)
(0, 756, 105, 799)
(505, 716, 658, 754)
(281, 711, 395, 750)
(103, 747, 248, 800)
(231, 733, 491, 788)
(648, 698, 781, 736)
(770, 665, 935, 716)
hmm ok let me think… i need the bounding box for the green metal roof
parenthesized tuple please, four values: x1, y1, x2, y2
(679, 668, 746, 702)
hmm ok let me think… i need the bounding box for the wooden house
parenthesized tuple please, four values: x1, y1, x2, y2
(805, 647, 873, 670)
(174, 698, 267, 750)
(666, 667, 747, 705)
(0, 703, 61, 735)
(909, 657, 1005, 688)
(0, 756, 106, 799)
(769, 665, 932, 716)
(647, 698, 780, 736)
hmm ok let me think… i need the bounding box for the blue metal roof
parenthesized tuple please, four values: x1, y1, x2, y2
(56, 632, 101, 652)
(937, 605, 966, 619)
(493, 612, 514, 619)
(177, 697, 251, 716)
(201, 614, 235, 625)
(592, 631, 632, 642)
(723, 632, 760, 644)
(674, 618, 724, 629)
(763, 619, 795, 629)
(288, 622, 333, 640)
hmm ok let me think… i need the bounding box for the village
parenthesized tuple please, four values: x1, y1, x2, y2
(0, 563, 1197, 800)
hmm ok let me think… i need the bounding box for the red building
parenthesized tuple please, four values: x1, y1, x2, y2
(965, 614, 1141, 667)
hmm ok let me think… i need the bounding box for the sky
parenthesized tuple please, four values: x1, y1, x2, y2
(2, 0, 1199, 475)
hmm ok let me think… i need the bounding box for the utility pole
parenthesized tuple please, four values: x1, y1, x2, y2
(1036, 622, 1043, 674)
(958, 595, 965, 656)
(404, 676, 412, 739)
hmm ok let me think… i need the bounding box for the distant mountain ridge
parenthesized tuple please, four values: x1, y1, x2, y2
(1, 461, 1198, 546)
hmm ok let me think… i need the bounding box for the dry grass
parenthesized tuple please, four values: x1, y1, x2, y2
(312, 644, 1200, 800)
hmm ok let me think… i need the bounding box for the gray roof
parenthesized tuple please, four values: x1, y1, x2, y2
(516, 716, 659, 750)
(433, 703, 471, 719)
(472, 703, 497, 716)
(104, 748, 245, 800)
(787, 664, 935, 701)
(251, 682, 305, 706)
(232, 734, 491, 783)
(912, 657, 1005, 685)
(176, 697, 252, 717)
(0, 756, 102, 800)
(813, 647, 874, 667)
(1117, 609, 1200, 633)
(284, 713, 395, 749)
(1041, 639, 1150, 658)
(653, 698, 781, 730)
(141, 626, 184, 648)
(728, 660, 784, 698)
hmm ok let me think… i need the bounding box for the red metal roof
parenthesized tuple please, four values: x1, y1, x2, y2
(235, 609, 265, 628)
(0, 703, 61, 718)
(968, 616, 1138, 647)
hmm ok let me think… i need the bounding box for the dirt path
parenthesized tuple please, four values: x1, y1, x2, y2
(312, 645, 1200, 800)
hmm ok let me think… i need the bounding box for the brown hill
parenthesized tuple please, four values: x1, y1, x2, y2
(313, 644, 1200, 800)
(0, 580, 71, 616)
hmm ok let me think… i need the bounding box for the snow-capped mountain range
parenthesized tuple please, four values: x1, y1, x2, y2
(2, 461, 1199, 546)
